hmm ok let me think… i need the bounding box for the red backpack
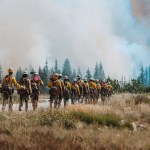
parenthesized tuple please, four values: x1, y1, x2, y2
(32, 75, 41, 83)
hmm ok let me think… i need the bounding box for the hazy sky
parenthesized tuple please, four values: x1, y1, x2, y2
(0, 0, 149, 78)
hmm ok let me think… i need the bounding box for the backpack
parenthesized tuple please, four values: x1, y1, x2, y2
(72, 86, 77, 93)
(49, 81, 58, 95)
(83, 85, 88, 94)
(2, 75, 12, 93)
(18, 78, 30, 95)
(64, 86, 70, 95)
(33, 75, 41, 83)
(50, 74, 56, 81)
(31, 81, 39, 93)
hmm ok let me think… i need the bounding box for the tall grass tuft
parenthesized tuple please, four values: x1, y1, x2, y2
(69, 110, 121, 128)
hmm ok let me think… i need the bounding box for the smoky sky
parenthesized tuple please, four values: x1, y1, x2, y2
(0, 0, 149, 78)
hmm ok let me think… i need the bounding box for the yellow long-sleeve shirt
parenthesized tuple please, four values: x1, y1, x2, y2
(2, 75, 21, 89)
(59, 79, 64, 91)
(96, 83, 101, 90)
(89, 82, 97, 90)
(64, 81, 72, 92)
(107, 84, 113, 90)
(84, 82, 90, 91)
(72, 83, 80, 95)
(48, 80, 62, 93)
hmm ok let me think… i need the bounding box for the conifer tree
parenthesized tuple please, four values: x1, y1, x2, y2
(148, 66, 150, 86)
(99, 62, 105, 80)
(16, 67, 22, 82)
(54, 59, 59, 73)
(43, 60, 49, 85)
(72, 69, 77, 81)
(62, 58, 72, 79)
(145, 67, 148, 86)
(77, 67, 82, 78)
(139, 65, 145, 85)
(94, 63, 99, 79)
(86, 68, 92, 80)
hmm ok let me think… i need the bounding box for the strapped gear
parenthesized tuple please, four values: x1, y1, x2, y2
(32, 74, 41, 83)
(2, 75, 12, 94)
(49, 81, 58, 95)
(31, 81, 39, 93)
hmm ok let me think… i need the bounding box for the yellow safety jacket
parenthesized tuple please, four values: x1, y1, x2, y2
(96, 83, 101, 90)
(89, 81, 97, 90)
(107, 84, 113, 91)
(59, 79, 64, 91)
(77, 79, 84, 86)
(2, 75, 21, 89)
(72, 83, 80, 95)
(48, 80, 62, 93)
(84, 82, 90, 91)
(64, 81, 72, 93)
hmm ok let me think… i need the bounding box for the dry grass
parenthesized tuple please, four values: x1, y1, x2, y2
(0, 93, 150, 149)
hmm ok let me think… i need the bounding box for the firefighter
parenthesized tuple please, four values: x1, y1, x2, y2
(48, 73, 62, 108)
(89, 78, 97, 104)
(100, 80, 107, 103)
(106, 84, 113, 96)
(72, 79, 80, 96)
(83, 78, 90, 104)
(1, 68, 23, 111)
(95, 79, 101, 101)
(63, 76, 72, 107)
(76, 75, 85, 103)
(18, 71, 32, 111)
(58, 74, 64, 106)
(30, 72, 44, 110)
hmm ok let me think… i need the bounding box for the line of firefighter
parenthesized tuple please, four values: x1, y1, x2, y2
(0, 68, 113, 111)
(48, 73, 113, 108)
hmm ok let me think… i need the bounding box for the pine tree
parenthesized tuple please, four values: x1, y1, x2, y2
(57, 69, 61, 74)
(38, 66, 43, 79)
(62, 58, 72, 79)
(86, 68, 92, 80)
(77, 67, 82, 78)
(94, 63, 99, 79)
(99, 62, 105, 80)
(43, 60, 49, 84)
(72, 69, 77, 81)
(16, 67, 22, 82)
(139, 65, 145, 85)
(54, 59, 59, 73)
(148, 66, 150, 86)
(145, 67, 148, 86)
(50, 67, 54, 74)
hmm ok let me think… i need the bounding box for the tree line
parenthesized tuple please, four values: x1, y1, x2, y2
(0, 59, 149, 94)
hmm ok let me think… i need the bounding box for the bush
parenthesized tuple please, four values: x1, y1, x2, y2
(69, 110, 121, 128)
(39, 110, 76, 129)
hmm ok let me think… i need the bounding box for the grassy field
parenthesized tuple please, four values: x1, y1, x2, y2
(0, 93, 150, 149)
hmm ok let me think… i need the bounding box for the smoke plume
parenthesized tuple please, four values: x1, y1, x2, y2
(0, 0, 149, 78)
